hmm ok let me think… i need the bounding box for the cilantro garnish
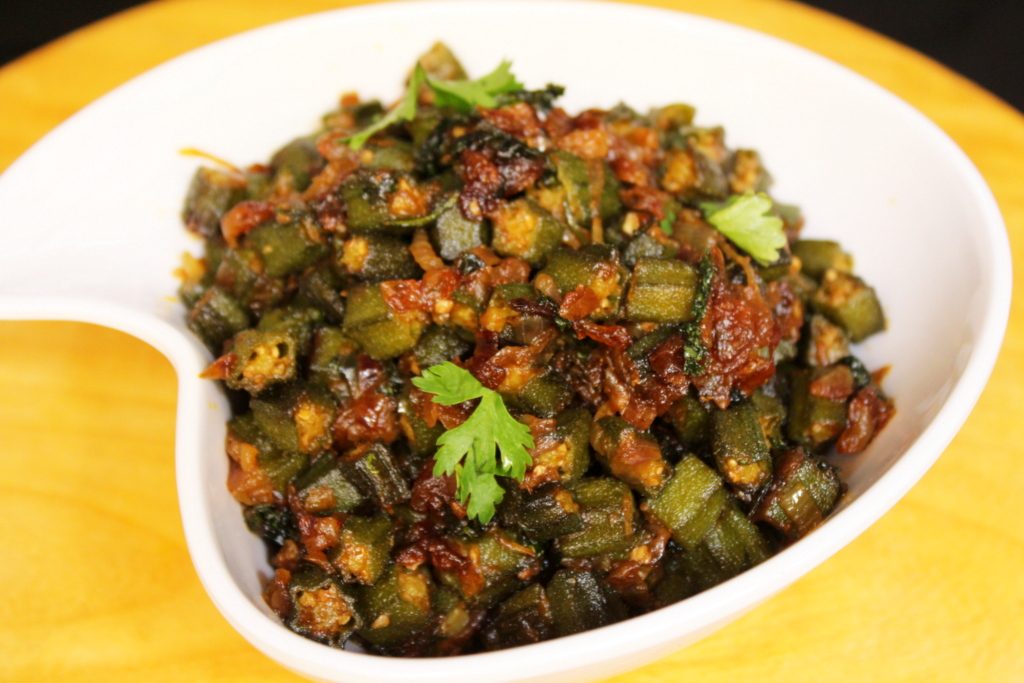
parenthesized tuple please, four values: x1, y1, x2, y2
(412, 362, 534, 524)
(345, 60, 522, 149)
(701, 192, 786, 265)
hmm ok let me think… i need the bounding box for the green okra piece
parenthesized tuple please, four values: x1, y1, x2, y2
(555, 478, 636, 559)
(499, 484, 583, 543)
(344, 443, 411, 509)
(625, 257, 699, 323)
(811, 268, 885, 342)
(222, 328, 297, 394)
(491, 197, 563, 266)
(331, 516, 395, 585)
(590, 416, 669, 494)
(248, 215, 328, 278)
(666, 394, 711, 451)
(647, 455, 729, 550)
(431, 200, 489, 261)
(187, 285, 250, 352)
(357, 566, 435, 650)
(752, 448, 843, 539)
(786, 367, 848, 450)
(182, 166, 246, 238)
(792, 239, 853, 280)
(711, 401, 772, 501)
(336, 234, 420, 281)
(546, 569, 626, 637)
(342, 283, 425, 359)
(294, 454, 365, 514)
(270, 136, 324, 192)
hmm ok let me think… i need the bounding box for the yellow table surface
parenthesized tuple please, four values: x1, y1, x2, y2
(1, 1, 1022, 680)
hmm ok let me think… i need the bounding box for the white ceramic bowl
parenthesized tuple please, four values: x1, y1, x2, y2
(0, 2, 1011, 681)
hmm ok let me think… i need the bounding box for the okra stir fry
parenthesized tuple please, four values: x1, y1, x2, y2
(178, 44, 893, 656)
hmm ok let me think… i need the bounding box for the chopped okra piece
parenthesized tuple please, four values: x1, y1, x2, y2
(666, 394, 711, 450)
(727, 149, 771, 195)
(434, 529, 540, 607)
(482, 583, 554, 650)
(345, 443, 411, 509)
(491, 198, 563, 266)
(804, 313, 851, 367)
(525, 407, 593, 486)
(362, 140, 416, 172)
(750, 389, 787, 451)
(270, 136, 324, 192)
(590, 416, 669, 494)
(539, 246, 627, 319)
(417, 41, 468, 80)
(653, 545, 697, 607)
(413, 325, 472, 370)
(331, 516, 394, 585)
(431, 201, 489, 261)
(257, 305, 323, 356)
(294, 455, 365, 514)
(342, 283, 425, 359)
(753, 448, 843, 539)
(786, 367, 849, 450)
(249, 215, 328, 278)
(287, 564, 361, 646)
(296, 263, 347, 323)
(251, 385, 335, 455)
(680, 506, 770, 590)
(341, 171, 436, 234)
(213, 246, 286, 314)
(222, 328, 297, 394)
(625, 257, 698, 323)
(555, 478, 636, 559)
(647, 455, 729, 550)
(243, 504, 297, 547)
(547, 569, 626, 637)
(227, 413, 309, 497)
(182, 166, 246, 238)
(187, 286, 250, 351)
(711, 401, 772, 501)
(811, 269, 886, 342)
(551, 151, 592, 227)
(793, 239, 853, 279)
(481, 283, 552, 345)
(357, 566, 435, 650)
(336, 234, 420, 281)
(308, 327, 359, 399)
(623, 232, 678, 267)
(501, 370, 573, 418)
(397, 391, 445, 459)
(499, 484, 583, 543)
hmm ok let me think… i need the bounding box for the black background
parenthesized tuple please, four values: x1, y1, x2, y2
(1, 0, 1021, 111)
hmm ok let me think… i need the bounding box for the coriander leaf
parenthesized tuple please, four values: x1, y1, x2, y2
(412, 361, 485, 404)
(701, 192, 786, 265)
(344, 64, 427, 149)
(659, 209, 677, 236)
(427, 60, 523, 113)
(414, 362, 534, 524)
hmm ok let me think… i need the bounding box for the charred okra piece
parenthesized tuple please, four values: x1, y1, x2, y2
(414, 325, 472, 369)
(625, 257, 699, 323)
(187, 286, 250, 351)
(357, 566, 435, 650)
(336, 234, 420, 281)
(711, 401, 772, 501)
(345, 443, 411, 509)
(753, 448, 843, 539)
(490, 198, 563, 266)
(555, 478, 636, 559)
(499, 484, 583, 543)
(792, 239, 852, 280)
(431, 200, 489, 261)
(249, 214, 328, 277)
(287, 564, 361, 646)
(294, 454, 366, 515)
(342, 283, 425, 359)
(811, 269, 885, 342)
(546, 569, 626, 637)
(331, 515, 394, 585)
(296, 263, 347, 323)
(270, 136, 324, 192)
(501, 370, 574, 418)
(482, 583, 554, 650)
(590, 416, 669, 494)
(786, 367, 848, 450)
(182, 166, 246, 238)
(243, 503, 297, 547)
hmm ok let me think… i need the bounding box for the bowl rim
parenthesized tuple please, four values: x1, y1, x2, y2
(0, 0, 1010, 680)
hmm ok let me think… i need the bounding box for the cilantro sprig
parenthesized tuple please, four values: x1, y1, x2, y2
(701, 192, 786, 265)
(345, 60, 522, 149)
(412, 362, 534, 524)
